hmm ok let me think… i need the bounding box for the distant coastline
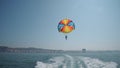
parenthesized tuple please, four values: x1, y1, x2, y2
(0, 46, 64, 53)
(0, 46, 119, 53)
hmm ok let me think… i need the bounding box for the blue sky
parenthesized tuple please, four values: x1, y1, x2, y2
(0, 0, 120, 50)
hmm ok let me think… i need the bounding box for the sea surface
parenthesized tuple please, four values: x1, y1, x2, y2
(0, 51, 120, 68)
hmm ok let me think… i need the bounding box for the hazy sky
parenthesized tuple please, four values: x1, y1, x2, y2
(0, 0, 120, 50)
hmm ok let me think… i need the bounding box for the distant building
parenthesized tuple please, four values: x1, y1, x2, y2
(82, 49, 86, 53)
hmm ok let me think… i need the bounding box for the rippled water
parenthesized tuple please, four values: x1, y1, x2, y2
(0, 51, 120, 68)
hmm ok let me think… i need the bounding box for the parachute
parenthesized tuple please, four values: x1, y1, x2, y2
(57, 18, 75, 40)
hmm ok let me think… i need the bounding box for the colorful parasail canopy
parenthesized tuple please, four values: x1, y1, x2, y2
(57, 18, 75, 40)
(58, 18, 75, 33)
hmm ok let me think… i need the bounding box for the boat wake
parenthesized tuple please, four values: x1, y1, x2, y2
(34, 54, 118, 68)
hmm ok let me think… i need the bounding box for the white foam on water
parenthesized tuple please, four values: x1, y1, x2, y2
(80, 57, 118, 68)
(34, 54, 118, 68)
(64, 55, 74, 68)
(35, 61, 51, 68)
(34, 56, 67, 68)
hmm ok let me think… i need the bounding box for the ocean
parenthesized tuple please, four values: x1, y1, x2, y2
(0, 51, 120, 68)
